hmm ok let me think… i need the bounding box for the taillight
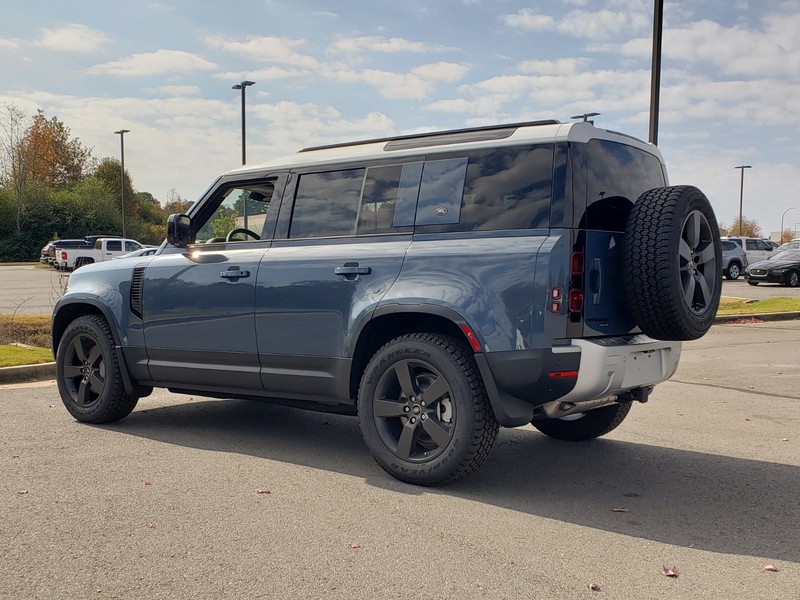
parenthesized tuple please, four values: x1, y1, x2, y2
(61, 250, 67, 260)
(568, 289, 584, 313)
(570, 252, 585, 275)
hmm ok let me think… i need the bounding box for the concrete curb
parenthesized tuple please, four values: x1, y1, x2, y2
(1, 312, 799, 385)
(0, 362, 56, 385)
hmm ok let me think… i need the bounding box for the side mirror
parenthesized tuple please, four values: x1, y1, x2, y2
(167, 213, 192, 247)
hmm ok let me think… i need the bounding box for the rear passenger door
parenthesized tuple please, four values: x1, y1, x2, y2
(746, 238, 773, 263)
(254, 163, 419, 403)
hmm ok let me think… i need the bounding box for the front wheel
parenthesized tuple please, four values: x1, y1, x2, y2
(56, 315, 139, 423)
(357, 334, 498, 486)
(785, 271, 800, 287)
(532, 402, 633, 441)
(747, 280, 759, 286)
(726, 263, 741, 280)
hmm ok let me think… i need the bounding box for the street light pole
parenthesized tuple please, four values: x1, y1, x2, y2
(648, 0, 664, 145)
(232, 80, 255, 166)
(114, 129, 130, 239)
(781, 207, 795, 243)
(735, 165, 752, 236)
(232, 80, 255, 229)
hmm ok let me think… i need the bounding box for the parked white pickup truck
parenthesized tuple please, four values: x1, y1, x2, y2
(56, 238, 145, 271)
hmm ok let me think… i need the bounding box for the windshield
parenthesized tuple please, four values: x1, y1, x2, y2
(770, 250, 800, 261)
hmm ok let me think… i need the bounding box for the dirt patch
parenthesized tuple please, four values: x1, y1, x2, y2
(0, 315, 51, 349)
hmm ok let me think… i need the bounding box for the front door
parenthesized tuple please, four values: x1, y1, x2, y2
(141, 176, 284, 392)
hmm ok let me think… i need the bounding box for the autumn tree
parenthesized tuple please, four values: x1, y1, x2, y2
(719, 216, 763, 238)
(19, 110, 94, 188)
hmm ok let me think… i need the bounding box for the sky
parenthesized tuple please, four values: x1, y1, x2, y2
(1, 0, 799, 236)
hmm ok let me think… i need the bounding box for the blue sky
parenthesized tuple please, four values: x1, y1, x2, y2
(2, 0, 799, 235)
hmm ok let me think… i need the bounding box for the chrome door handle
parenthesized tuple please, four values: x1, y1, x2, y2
(220, 268, 250, 279)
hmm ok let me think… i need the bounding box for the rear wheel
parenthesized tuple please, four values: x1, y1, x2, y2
(56, 315, 139, 424)
(532, 403, 633, 441)
(357, 333, 498, 486)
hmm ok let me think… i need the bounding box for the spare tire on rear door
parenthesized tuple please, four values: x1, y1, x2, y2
(623, 185, 722, 341)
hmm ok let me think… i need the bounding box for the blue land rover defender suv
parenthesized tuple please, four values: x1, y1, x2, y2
(52, 120, 721, 485)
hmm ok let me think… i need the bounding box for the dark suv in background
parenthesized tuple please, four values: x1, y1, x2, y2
(52, 120, 722, 485)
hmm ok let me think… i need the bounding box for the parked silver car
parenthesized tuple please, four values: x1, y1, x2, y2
(721, 239, 748, 279)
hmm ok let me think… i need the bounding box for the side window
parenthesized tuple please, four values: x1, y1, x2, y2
(124, 241, 140, 252)
(459, 145, 552, 231)
(356, 165, 402, 234)
(106, 240, 122, 252)
(746, 239, 758, 251)
(196, 182, 275, 243)
(415, 158, 469, 226)
(757, 240, 771, 251)
(290, 169, 364, 238)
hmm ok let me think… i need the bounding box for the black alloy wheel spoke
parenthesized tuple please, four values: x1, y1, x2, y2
(88, 371, 105, 395)
(63, 365, 83, 379)
(421, 416, 451, 448)
(394, 360, 417, 398)
(77, 379, 92, 405)
(419, 375, 449, 406)
(373, 398, 408, 418)
(87, 345, 102, 367)
(395, 422, 418, 461)
(71, 336, 89, 363)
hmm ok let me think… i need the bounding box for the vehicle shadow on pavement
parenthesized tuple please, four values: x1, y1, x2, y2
(111, 397, 800, 563)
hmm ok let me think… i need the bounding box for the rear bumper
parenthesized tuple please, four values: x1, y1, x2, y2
(477, 335, 682, 427)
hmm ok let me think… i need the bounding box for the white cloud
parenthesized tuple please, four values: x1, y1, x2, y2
(146, 85, 201, 97)
(518, 58, 591, 76)
(326, 61, 469, 100)
(214, 66, 309, 82)
(35, 24, 111, 54)
(89, 50, 217, 77)
(502, 5, 650, 40)
(204, 35, 319, 69)
(327, 36, 455, 57)
(0, 38, 20, 50)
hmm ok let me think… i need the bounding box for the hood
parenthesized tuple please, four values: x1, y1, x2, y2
(748, 258, 800, 270)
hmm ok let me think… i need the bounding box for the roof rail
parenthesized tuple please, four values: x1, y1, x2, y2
(299, 119, 561, 153)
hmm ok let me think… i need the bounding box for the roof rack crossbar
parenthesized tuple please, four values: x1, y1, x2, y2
(299, 119, 561, 153)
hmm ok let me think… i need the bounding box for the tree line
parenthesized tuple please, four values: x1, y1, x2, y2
(0, 104, 192, 262)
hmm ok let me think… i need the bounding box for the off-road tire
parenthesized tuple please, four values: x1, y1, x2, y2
(358, 333, 498, 486)
(624, 186, 722, 341)
(531, 402, 633, 441)
(56, 315, 139, 424)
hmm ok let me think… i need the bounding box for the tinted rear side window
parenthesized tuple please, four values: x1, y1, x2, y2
(720, 241, 736, 251)
(290, 168, 365, 238)
(416, 144, 553, 232)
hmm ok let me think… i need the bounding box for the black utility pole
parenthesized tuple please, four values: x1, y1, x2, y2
(232, 80, 255, 165)
(649, 0, 664, 145)
(735, 165, 752, 235)
(113, 129, 130, 238)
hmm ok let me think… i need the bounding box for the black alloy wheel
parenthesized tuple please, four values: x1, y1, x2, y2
(679, 209, 718, 315)
(358, 333, 498, 486)
(56, 315, 139, 423)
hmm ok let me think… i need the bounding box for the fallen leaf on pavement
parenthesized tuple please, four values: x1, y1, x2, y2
(588, 583, 601, 591)
(661, 565, 679, 578)
(347, 542, 362, 549)
(17, 490, 29, 495)
(145, 523, 156, 529)
(763, 565, 779, 572)
(782, 438, 789, 442)
(256, 489, 271, 494)
(144, 480, 152, 486)
(611, 508, 630, 513)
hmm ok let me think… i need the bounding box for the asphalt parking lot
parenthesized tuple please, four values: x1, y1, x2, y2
(2, 321, 798, 599)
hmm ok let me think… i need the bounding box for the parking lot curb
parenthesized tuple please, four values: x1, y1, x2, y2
(0, 362, 56, 384)
(1, 311, 799, 385)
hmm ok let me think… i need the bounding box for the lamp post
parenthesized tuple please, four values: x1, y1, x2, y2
(232, 80, 255, 229)
(735, 165, 752, 236)
(781, 207, 795, 243)
(232, 80, 255, 166)
(114, 129, 130, 239)
(648, 0, 664, 145)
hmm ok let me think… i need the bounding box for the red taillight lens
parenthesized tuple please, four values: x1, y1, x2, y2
(570, 252, 585, 275)
(61, 250, 67, 259)
(568, 289, 584, 313)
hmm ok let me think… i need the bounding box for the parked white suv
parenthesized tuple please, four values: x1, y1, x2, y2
(722, 236, 775, 264)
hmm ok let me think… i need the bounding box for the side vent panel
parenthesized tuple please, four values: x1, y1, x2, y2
(130, 265, 146, 318)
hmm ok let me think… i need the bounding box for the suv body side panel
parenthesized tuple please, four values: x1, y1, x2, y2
(381, 232, 547, 353)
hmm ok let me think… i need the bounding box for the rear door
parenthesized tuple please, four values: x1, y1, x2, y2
(579, 139, 667, 336)
(254, 163, 418, 403)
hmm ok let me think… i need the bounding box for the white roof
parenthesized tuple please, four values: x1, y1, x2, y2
(223, 121, 663, 177)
